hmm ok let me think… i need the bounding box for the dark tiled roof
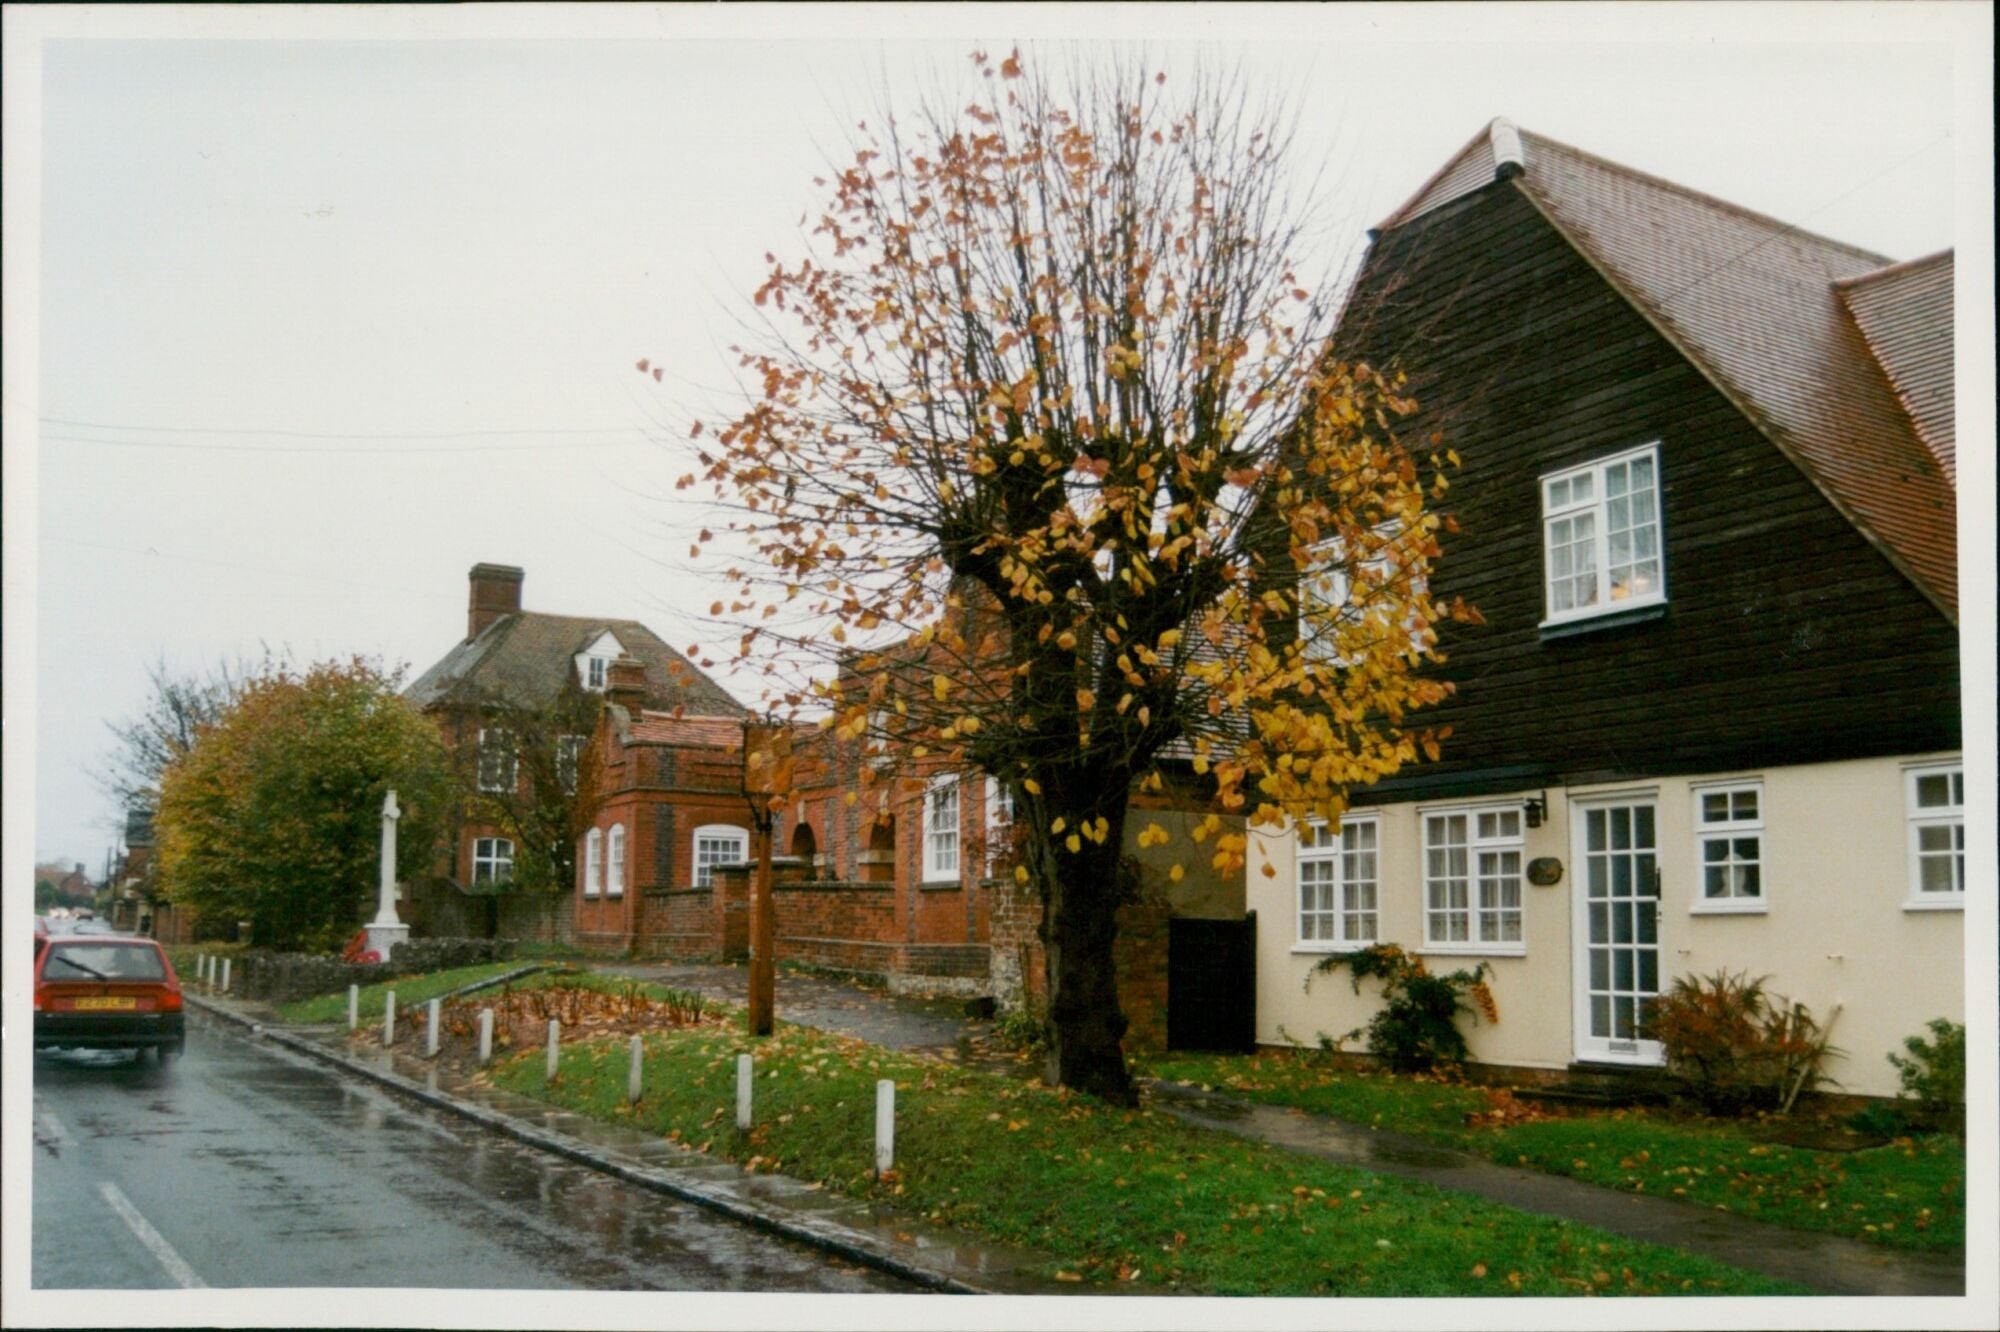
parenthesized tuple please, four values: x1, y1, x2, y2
(405, 612, 745, 715)
(1377, 121, 1958, 620)
(1837, 251, 1956, 485)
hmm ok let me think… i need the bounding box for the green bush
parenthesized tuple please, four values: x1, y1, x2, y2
(1887, 1018, 1965, 1135)
(1640, 971, 1835, 1116)
(1309, 944, 1496, 1073)
(994, 1000, 1048, 1053)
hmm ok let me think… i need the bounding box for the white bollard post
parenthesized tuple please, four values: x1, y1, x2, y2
(198, 954, 208, 987)
(347, 984, 360, 1031)
(545, 1019, 561, 1083)
(628, 1035, 644, 1105)
(384, 990, 397, 1046)
(426, 998, 442, 1057)
(220, 958, 231, 994)
(736, 1053, 753, 1132)
(875, 1079, 896, 1175)
(478, 1008, 494, 1066)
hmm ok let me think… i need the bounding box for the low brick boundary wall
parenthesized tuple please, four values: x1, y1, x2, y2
(233, 937, 517, 1003)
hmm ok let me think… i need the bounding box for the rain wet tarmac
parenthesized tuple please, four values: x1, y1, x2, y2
(31, 1011, 912, 1292)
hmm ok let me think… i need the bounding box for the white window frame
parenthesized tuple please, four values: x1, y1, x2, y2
(585, 656, 609, 690)
(693, 824, 749, 889)
(984, 775, 1015, 875)
(1294, 815, 1381, 952)
(923, 774, 961, 883)
(472, 836, 514, 885)
(476, 727, 518, 794)
(1540, 442, 1666, 627)
(583, 828, 602, 898)
(606, 823, 626, 898)
(1690, 780, 1766, 914)
(556, 734, 586, 794)
(1421, 803, 1526, 955)
(1904, 762, 1964, 910)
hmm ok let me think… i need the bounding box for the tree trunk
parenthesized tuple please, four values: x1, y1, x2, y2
(1035, 800, 1136, 1105)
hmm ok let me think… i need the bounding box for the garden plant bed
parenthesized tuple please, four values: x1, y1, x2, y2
(1143, 1050, 1963, 1254)
(397, 975, 1803, 1298)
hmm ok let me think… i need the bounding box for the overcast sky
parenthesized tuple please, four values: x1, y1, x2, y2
(6, 4, 1991, 874)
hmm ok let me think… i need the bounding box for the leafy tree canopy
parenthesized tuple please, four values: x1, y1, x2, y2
(155, 656, 453, 952)
(656, 52, 1470, 1100)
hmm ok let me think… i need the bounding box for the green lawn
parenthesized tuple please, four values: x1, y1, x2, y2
(275, 960, 537, 1024)
(486, 1003, 1801, 1297)
(1144, 1051, 1964, 1254)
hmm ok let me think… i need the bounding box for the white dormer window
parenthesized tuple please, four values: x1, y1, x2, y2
(576, 630, 626, 692)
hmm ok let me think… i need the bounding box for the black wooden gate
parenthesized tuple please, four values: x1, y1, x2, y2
(1167, 911, 1256, 1052)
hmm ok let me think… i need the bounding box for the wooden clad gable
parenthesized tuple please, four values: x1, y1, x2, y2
(1330, 180, 1959, 802)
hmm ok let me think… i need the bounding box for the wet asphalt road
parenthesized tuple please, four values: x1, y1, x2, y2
(31, 1010, 909, 1292)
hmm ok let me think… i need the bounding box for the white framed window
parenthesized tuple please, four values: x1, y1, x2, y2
(583, 828, 602, 898)
(1905, 763, 1964, 908)
(984, 775, 1015, 874)
(477, 728, 518, 794)
(606, 823, 626, 898)
(1296, 816, 1380, 950)
(1423, 805, 1525, 951)
(693, 824, 749, 889)
(585, 656, 609, 690)
(473, 837, 514, 885)
(1692, 781, 1765, 913)
(1541, 443, 1665, 626)
(923, 775, 960, 882)
(556, 734, 586, 794)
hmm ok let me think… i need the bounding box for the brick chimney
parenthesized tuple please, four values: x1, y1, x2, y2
(467, 563, 524, 641)
(606, 655, 648, 713)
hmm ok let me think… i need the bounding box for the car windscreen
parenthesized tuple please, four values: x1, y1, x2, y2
(42, 943, 167, 982)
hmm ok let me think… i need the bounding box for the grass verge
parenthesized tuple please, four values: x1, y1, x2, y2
(485, 1008, 1801, 1297)
(275, 960, 537, 1024)
(1143, 1051, 1963, 1254)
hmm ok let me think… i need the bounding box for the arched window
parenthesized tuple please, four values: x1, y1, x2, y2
(607, 823, 626, 898)
(693, 824, 749, 888)
(584, 828, 603, 898)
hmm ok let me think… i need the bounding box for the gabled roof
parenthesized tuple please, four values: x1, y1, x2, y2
(1376, 120, 1958, 620)
(1837, 251, 1955, 485)
(406, 612, 744, 716)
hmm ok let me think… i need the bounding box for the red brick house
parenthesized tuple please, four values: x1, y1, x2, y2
(404, 563, 745, 938)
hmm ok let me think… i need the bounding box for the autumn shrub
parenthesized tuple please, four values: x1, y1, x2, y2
(1640, 971, 1835, 1116)
(995, 1000, 1048, 1053)
(1887, 1018, 1965, 1135)
(1309, 944, 1496, 1073)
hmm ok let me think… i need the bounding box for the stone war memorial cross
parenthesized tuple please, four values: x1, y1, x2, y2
(365, 788, 410, 960)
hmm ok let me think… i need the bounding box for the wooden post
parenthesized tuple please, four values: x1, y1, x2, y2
(347, 984, 359, 1031)
(875, 1079, 895, 1175)
(736, 1053, 753, 1131)
(478, 1008, 494, 1065)
(628, 1035, 644, 1105)
(426, 998, 442, 1056)
(383, 990, 397, 1046)
(748, 819, 775, 1037)
(545, 1019, 560, 1083)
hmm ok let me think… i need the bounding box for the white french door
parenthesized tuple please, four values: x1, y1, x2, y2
(1572, 798, 1663, 1064)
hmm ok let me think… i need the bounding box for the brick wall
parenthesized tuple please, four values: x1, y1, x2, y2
(987, 873, 1173, 1053)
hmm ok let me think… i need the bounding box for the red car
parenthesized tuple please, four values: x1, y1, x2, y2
(34, 935, 185, 1058)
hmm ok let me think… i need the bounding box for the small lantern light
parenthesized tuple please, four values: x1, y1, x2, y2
(1524, 791, 1549, 829)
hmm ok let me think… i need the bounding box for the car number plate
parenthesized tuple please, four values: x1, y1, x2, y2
(75, 996, 137, 1011)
